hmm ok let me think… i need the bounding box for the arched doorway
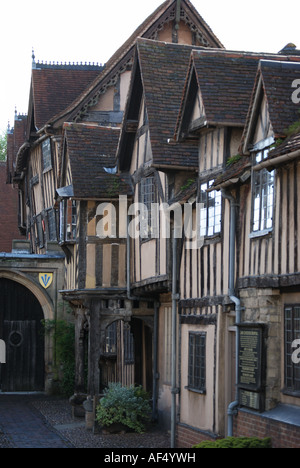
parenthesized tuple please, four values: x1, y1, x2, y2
(98, 318, 153, 394)
(0, 278, 45, 392)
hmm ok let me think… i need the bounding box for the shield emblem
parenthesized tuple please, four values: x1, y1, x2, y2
(39, 273, 53, 289)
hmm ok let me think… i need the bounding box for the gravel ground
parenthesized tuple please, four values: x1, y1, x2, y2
(30, 397, 171, 449)
(0, 431, 14, 448)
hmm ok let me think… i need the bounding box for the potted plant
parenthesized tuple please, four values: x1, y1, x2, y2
(96, 382, 151, 434)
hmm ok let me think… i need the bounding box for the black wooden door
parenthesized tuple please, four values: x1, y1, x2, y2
(0, 279, 45, 392)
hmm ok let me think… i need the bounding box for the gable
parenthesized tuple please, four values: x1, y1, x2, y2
(243, 58, 300, 152)
(118, 40, 203, 171)
(61, 124, 132, 199)
(53, 0, 223, 127)
(252, 94, 273, 146)
(176, 63, 206, 141)
(177, 51, 273, 143)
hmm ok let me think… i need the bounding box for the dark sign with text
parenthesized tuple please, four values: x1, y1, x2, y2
(238, 324, 266, 412)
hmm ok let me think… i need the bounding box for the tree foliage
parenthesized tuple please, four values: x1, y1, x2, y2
(42, 319, 76, 396)
(0, 131, 7, 161)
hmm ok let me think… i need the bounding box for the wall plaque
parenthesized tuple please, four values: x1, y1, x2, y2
(237, 323, 266, 412)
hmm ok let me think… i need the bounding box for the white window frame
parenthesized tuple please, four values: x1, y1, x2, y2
(251, 144, 275, 237)
(199, 180, 222, 238)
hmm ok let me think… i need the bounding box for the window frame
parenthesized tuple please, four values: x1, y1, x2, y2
(199, 180, 222, 238)
(123, 323, 135, 365)
(105, 321, 117, 355)
(34, 213, 45, 249)
(139, 175, 157, 241)
(42, 139, 53, 173)
(250, 143, 275, 237)
(46, 207, 58, 242)
(187, 332, 206, 394)
(59, 199, 77, 244)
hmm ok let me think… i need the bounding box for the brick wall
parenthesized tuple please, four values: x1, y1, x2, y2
(177, 412, 300, 448)
(176, 423, 218, 448)
(0, 162, 23, 252)
(234, 409, 300, 448)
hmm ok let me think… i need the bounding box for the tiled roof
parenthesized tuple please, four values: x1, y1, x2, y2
(210, 155, 251, 190)
(242, 58, 300, 151)
(32, 67, 103, 129)
(177, 50, 300, 141)
(259, 60, 300, 137)
(269, 130, 300, 158)
(135, 39, 201, 168)
(50, 0, 223, 126)
(64, 124, 132, 199)
(191, 51, 266, 127)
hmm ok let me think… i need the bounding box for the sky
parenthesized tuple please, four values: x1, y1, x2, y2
(1, 0, 300, 133)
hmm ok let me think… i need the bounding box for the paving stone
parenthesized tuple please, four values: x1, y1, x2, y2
(0, 395, 71, 448)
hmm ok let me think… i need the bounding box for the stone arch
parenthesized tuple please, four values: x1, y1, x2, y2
(0, 269, 54, 321)
(0, 269, 55, 392)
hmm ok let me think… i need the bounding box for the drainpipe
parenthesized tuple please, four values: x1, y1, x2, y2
(152, 302, 159, 421)
(221, 189, 241, 437)
(171, 233, 179, 449)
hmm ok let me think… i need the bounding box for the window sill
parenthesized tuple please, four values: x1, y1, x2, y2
(140, 236, 155, 244)
(59, 240, 76, 246)
(203, 233, 221, 245)
(249, 228, 272, 240)
(282, 388, 300, 399)
(43, 166, 53, 175)
(185, 386, 206, 395)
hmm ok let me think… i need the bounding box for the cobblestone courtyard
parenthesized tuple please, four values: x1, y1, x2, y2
(0, 394, 170, 449)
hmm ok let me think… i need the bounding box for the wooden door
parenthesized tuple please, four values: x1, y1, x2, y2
(0, 279, 45, 392)
(131, 318, 153, 394)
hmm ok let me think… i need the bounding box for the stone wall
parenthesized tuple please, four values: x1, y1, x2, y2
(239, 287, 282, 411)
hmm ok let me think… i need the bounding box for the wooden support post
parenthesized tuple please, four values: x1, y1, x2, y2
(74, 306, 88, 393)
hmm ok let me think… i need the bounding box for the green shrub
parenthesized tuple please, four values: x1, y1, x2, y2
(193, 437, 272, 448)
(43, 319, 76, 397)
(96, 383, 151, 434)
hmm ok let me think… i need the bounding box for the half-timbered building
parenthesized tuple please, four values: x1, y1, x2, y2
(117, 37, 229, 434)
(175, 48, 269, 445)
(208, 56, 300, 447)
(226, 57, 300, 447)
(55, 1, 223, 424)
(175, 49, 300, 446)
(0, 61, 102, 392)
(4, 0, 224, 431)
(5, 0, 300, 448)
